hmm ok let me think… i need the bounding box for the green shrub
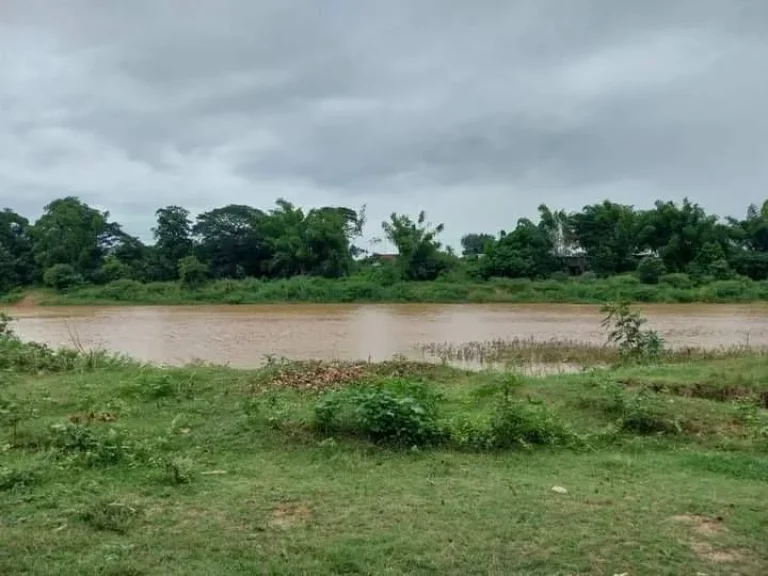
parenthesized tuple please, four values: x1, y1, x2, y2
(314, 379, 444, 447)
(601, 301, 664, 363)
(636, 257, 666, 285)
(43, 264, 83, 291)
(48, 423, 149, 468)
(79, 498, 142, 534)
(0, 466, 40, 492)
(660, 273, 693, 289)
(178, 255, 209, 289)
(600, 381, 679, 435)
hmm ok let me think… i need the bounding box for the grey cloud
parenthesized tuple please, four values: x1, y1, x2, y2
(1, 0, 767, 247)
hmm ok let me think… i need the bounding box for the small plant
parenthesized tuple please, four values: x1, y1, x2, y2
(242, 393, 290, 430)
(601, 301, 664, 364)
(49, 422, 145, 468)
(598, 380, 679, 435)
(0, 466, 40, 492)
(165, 456, 196, 485)
(315, 379, 444, 447)
(79, 498, 142, 534)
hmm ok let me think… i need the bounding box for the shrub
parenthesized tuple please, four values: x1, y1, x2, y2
(314, 379, 444, 447)
(636, 257, 666, 285)
(48, 423, 149, 468)
(601, 301, 664, 363)
(79, 498, 142, 534)
(660, 273, 693, 289)
(178, 255, 209, 289)
(43, 264, 83, 291)
(600, 381, 679, 435)
(0, 466, 40, 492)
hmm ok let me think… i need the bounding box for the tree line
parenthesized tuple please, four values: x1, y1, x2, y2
(1, 196, 768, 292)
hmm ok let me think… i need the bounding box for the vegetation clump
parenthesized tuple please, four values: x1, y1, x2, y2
(3, 196, 768, 304)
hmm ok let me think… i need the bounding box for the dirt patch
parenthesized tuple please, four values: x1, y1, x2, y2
(689, 541, 746, 564)
(12, 294, 41, 308)
(672, 514, 724, 536)
(269, 503, 311, 528)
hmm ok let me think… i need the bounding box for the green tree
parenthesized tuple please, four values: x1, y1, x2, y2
(0, 209, 34, 291)
(381, 211, 450, 281)
(193, 204, 269, 279)
(537, 204, 575, 258)
(639, 198, 729, 273)
(570, 201, 640, 275)
(153, 206, 194, 279)
(460, 233, 495, 257)
(481, 219, 558, 279)
(31, 197, 121, 280)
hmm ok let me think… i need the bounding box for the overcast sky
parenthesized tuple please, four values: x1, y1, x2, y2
(1, 1, 766, 248)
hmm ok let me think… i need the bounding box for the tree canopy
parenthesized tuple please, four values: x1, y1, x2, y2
(2, 195, 768, 293)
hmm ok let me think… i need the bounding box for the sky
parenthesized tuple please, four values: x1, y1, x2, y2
(1, 1, 767, 250)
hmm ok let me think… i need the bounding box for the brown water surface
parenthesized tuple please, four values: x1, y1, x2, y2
(3, 303, 767, 368)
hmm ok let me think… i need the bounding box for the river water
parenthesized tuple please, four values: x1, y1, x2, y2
(3, 303, 767, 368)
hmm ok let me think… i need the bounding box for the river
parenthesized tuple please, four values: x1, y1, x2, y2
(2, 303, 767, 368)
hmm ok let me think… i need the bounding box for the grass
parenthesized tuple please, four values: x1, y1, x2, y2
(18, 272, 768, 306)
(418, 337, 766, 368)
(1, 326, 768, 574)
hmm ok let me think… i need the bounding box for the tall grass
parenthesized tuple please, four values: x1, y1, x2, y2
(34, 273, 768, 305)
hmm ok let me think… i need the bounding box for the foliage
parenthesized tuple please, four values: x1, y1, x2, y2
(315, 379, 444, 446)
(636, 256, 666, 284)
(451, 374, 577, 450)
(381, 211, 450, 281)
(599, 381, 680, 435)
(4, 195, 768, 297)
(601, 302, 664, 363)
(178, 255, 209, 289)
(42, 263, 83, 291)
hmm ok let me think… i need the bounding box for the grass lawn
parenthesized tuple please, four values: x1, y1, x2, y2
(1, 347, 768, 575)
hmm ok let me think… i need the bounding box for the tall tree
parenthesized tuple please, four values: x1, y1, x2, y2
(193, 204, 269, 278)
(640, 198, 730, 273)
(382, 211, 449, 280)
(481, 218, 558, 279)
(31, 197, 121, 279)
(570, 201, 640, 275)
(153, 206, 194, 280)
(0, 209, 35, 290)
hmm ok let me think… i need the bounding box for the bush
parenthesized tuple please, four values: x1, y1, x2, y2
(314, 379, 444, 447)
(636, 257, 666, 285)
(453, 375, 576, 450)
(600, 381, 679, 435)
(660, 273, 693, 289)
(43, 264, 84, 291)
(178, 256, 209, 289)
(79, 498, 142, 534)
(601, 301, 664, 363)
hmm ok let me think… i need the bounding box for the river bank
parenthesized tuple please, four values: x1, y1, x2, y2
(1, 322, 767, 574)
(5, 274, 768, 307)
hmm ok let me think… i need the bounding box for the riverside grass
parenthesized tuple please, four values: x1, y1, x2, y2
(19, 272, 768, 305)
(1, 331, 768, 574)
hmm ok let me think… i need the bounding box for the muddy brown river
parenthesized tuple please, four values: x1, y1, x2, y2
(3, 303, 768, 368)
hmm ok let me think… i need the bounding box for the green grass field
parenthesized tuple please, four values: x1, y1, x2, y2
(17, 272, 768, 306)
(2, 323, 768, 575)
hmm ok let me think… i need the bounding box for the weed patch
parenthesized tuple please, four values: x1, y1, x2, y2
(79, 499, 143, 534)
(315, 379, 444, 447)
